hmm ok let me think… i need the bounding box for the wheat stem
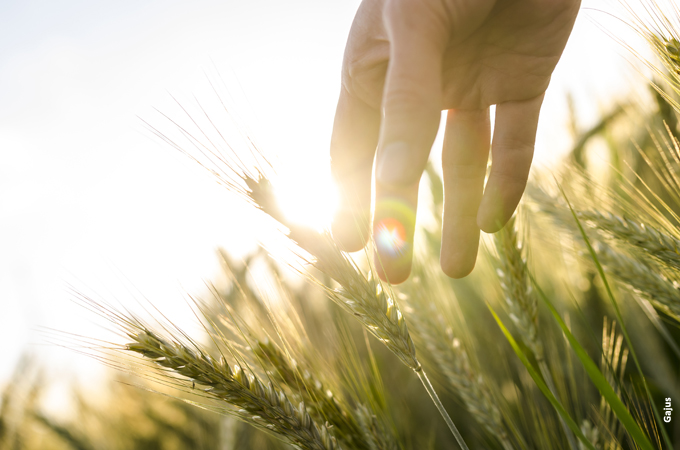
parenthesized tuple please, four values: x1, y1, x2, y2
(247, 175, 474, 445)
(416, 369, 469, 450)
(169, 135, 465, 445)
(402, 283, 514, 449)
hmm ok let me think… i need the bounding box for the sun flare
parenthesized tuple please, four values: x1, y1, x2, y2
(274, 171, 339, 232)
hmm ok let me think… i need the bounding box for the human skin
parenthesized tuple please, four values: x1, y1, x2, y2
(330, 0, 581, 283)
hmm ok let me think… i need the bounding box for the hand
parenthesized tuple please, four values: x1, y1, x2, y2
(330, 0, 580, 283)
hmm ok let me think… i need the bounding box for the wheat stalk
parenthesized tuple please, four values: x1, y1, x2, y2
(210, 258, 391, 449)
(578, 420, 602, 450)
(147, 100, 469, 449)
(596, 317, 629, 450)
(528, 182, 680, 272)
(445, 338, 508, 444)
(400, 284, 513, 450)
(146, 94, 418, 371)
(125, 329, 340, 450)
(246, 174, 469, 449)
(621, 0, 680, 113)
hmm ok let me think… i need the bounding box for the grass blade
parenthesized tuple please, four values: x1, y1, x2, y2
(529, 277, 655, 450)
(487, 305, 597, 450)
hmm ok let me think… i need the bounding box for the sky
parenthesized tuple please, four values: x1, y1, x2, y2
(0, 0, 656, 386)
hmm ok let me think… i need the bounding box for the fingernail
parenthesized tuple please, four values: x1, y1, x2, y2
(377, 142, 412, 185)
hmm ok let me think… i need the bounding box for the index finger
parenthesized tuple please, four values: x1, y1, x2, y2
(372, 3, 448, 283)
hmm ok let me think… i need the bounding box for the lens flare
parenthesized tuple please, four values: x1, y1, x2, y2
(375, 217, 408, 257)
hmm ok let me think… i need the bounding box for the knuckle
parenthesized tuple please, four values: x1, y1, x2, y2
(494, 138, 535, 161)
(382, 85, 421, 110)
(489, 168, 529, 193)
(383, 85, 439, 117)
(342, 52, 389, 108)
(383, 0, 419, 21)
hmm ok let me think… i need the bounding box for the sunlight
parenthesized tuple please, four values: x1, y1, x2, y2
(274, 169, 339, 232)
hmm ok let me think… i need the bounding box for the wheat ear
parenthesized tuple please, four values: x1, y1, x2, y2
(592, 242, 680, 320)
(153, 114, 468, 448)
(354, 404, 399, 450)
(401, 288, 513, 450)
(495, 216, 542, 360)
(577, 210, 680, 273)
(246, 175, 420, 371)
(126, 329, 340, 450)
(529, 187, 680, 320)
(495, 215, 579, 450)
(597, 317, 628, 450)
(254, 338, 370, 450)
(528, 186, 680, 273)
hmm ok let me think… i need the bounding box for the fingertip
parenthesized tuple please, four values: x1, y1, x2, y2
(477, 211, 508, 234)
(440, 253, 476, 279)
(440, 225, 479, 279)
(374, 252, 412, 285)
(476, 182, 519, 233)
(372, 194, 417, 285)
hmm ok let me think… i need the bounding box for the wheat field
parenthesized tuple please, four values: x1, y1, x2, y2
(2, 2, 680, 450)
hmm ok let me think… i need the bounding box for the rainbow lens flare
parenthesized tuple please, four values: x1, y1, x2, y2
(375, 217, 408, 257)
